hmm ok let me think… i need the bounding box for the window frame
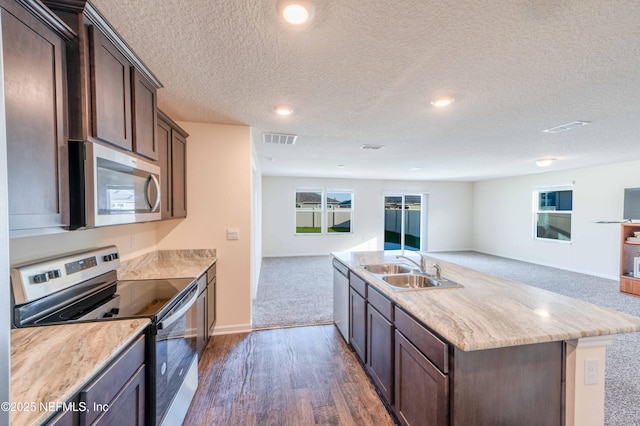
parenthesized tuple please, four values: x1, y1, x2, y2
(294, 188, 354, 235)
(532, 183, 573, 243)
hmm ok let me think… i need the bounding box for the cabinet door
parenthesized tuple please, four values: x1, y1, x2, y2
(171, 131, 187, 218)
(2, 3, 69, 232)
(395, 331, 448, 426)
(207, 278, 216, 336)
(367, 305, 394, 405)
(92, 366, 145, 426)
(89, 26, 132, 150)
(349, 288, 366, 363)
(157, 118, 172, 219)
(132, 69, 157, 160)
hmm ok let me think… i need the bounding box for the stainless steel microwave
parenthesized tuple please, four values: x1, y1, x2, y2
(69, 141, 161, 229)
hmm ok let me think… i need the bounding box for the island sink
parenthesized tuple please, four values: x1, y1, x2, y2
(361, 263, 413, 274)
(382, 274, 463, 290)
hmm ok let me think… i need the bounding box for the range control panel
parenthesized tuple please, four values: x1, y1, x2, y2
(10, 246, 121, 305)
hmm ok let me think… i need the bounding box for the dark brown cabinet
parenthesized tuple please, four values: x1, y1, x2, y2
(158, 110, 188, 220)
(366, 288, 394, 405)
(80, 335, 146, 425)
(132, 68, 158, 160)
(395, 331, 448, 426)
(349, 286, 367, 364)
(1, 0, 72, 235)
(43, 0, 162, 155)
(89, 26, 132, 150)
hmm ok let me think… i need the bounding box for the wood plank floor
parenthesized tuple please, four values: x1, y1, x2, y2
(184, 325, 397, 425)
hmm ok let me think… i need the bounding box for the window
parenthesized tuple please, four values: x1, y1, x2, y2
(326, 191, 352, 233)
(534, 185, 573, 242)
(295, 189, 353, 234)
(295, 190, 322, 234)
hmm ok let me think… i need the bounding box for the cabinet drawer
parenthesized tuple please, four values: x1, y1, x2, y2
(80, 335, 145, 425)
(207, 263, 216, 284)
(367, 285, 393, 322)
(333, 259, 349, 277)
(350, 273, 367, 298)
(395, 308, 449, 373)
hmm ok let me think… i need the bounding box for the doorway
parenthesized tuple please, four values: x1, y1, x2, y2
(383, 194, 427, 251)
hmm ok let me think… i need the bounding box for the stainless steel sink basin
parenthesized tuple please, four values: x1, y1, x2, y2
(382, 274, 463, 291)
(362, 263, 413, 274)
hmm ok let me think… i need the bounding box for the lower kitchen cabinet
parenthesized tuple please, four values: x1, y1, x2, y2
(367, 305, 394, 405)
(196, 276, 208, 358)
(395, 331, 448, 426)
(80, 335, 146, 425)
(349, 286, 367, 364)
(46, 334, 147, 426)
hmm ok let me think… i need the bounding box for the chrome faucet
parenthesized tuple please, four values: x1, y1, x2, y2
(396, 252, 429, 274)
(396, 252, 442, 279)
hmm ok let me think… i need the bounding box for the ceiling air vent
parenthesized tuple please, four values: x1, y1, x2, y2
(360, 144, 385, 150)
(542, 121, 590, 133)
(263, 133, 297, 145)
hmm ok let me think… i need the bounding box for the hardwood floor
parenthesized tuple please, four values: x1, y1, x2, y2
(184, 325, 397, 425)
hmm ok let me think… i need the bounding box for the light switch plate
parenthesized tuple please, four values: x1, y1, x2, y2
(227, 228, 239, 240)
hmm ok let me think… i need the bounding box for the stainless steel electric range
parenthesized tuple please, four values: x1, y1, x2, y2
(10, 246, 199, 426)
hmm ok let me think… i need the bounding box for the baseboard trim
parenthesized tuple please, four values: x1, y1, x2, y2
(262, 253, 331, 258)
(211, 323, 253, 336)
(471, 249, 619, 281)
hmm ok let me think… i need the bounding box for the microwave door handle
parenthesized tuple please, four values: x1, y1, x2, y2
(144, 174, 161, 212)
(157, 288, 198, 330)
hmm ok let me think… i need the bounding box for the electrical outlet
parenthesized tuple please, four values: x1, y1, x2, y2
(585, 359, 599, 385)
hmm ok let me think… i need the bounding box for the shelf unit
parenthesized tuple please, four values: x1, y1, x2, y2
(620, 223, 640, 296)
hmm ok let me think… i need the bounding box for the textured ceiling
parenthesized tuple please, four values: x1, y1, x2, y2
(91, 0, 640, 181)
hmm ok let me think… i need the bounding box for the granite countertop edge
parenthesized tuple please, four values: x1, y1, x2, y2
(117, 248, 217, 280)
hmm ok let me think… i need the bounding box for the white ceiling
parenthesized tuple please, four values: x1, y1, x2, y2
(91, 0, 640, 181)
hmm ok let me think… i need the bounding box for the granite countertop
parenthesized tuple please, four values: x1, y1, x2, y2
(117, 249, 217, 280)
(10, 319, 150, 426)
(333, 250, 640, 351)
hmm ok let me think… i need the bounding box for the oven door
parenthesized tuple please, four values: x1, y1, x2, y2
(155, 286, 199, 426)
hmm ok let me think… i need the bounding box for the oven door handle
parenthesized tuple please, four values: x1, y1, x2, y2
(157, 287, 198, 330)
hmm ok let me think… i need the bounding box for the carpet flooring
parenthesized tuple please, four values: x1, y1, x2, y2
(252, 251, 640, 425)
(252, 256, 334, 329)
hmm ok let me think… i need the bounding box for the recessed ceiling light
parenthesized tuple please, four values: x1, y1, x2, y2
(535, 157, 556, 167)
(409, 167, 423, 172)
(278, 1, 314, 25)
(337, 165, 345, 168)
(430, 96, 455, 107)
(274, 106, 294, 116)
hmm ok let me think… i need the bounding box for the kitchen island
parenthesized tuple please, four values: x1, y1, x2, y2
(333, 250, 640, 426)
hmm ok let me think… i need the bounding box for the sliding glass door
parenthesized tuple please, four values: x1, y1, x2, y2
(384, 194, 423, 251)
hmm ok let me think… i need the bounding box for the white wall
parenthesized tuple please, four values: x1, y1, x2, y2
(250, 139, 262, 300)
(157, 122, 252, 334)
(262, 176, 474, 257)
(473, 160, 640, 278)
(10, 222, 158, 264)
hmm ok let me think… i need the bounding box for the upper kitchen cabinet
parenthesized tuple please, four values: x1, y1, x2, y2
(158, 110, 188, 219)
(43, 0, 162, 155)
(1, 0, 75, 236)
